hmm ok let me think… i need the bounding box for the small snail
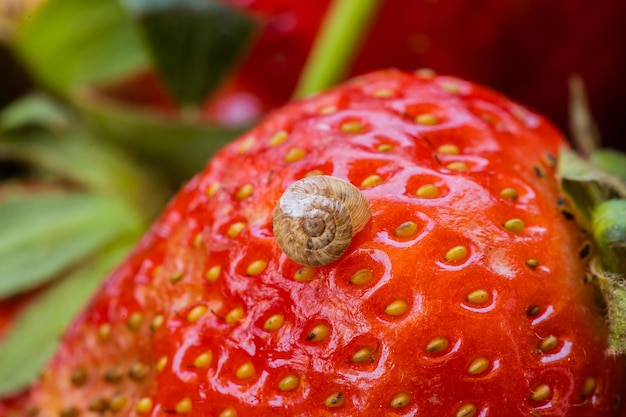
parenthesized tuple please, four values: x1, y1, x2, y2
(273, 175, 372, 267)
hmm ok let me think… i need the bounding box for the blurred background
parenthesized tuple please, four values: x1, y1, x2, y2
(1, 0, 625, 403)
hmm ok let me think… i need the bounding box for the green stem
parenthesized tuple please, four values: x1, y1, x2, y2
(293, 0, 382, 98)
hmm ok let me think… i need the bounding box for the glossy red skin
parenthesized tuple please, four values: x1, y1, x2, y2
(24, 70, 625, 416)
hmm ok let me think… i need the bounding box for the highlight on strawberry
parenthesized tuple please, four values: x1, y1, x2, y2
(3, 68, 625, 416)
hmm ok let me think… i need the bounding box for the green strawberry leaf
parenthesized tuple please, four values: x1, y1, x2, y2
(593, 199, 626, 274)
(74, 86, 245, 184)
(0, 94, 71, 132)
(0, 237, 135, 395)
(557, 149, 626, 231)
(591, 149, 626, 183)
(11, 0, 149, 95)
(0, 192, 143, 299)
(590, 197, 626, 355)
(120, 0, 257, 106)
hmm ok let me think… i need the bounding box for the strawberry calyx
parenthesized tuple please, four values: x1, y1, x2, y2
(558, 77, 626, 354)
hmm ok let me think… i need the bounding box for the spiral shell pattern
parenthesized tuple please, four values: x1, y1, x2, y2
(273, 176, 371, 266)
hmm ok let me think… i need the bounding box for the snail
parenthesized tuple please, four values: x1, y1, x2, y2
(273, 175, 372, 267)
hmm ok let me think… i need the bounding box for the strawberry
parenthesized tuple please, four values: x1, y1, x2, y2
(18, 69, 626, 416)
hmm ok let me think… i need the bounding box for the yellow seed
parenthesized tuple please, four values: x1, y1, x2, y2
(530, 384, 551, 401)
(278, 374, 300, 391)
(151, 314, 165, 331)
(466, 289, 489, 304)
(263, 314, 284, 331)
(187, 305, 207, 323)
(70, 368, 88, 386)
(237, 137, 255, 153)
(246, 260, 268, 276)
(390, 392, 411, 408)
(500, 187, 519, 201)
(377, 143, 394, 152)
(445, 245, 468, 262)
(426, 336, 449, 353)
(175, 397, 192, 414)
(306, 324, 330, 342)
(385, 300, 409, 317)
(98, 323, 111, 341)
(193, 351, 213, 368)
(235, 184, 253, 200)
(218, 406, 238, 417)
(294, 266, 315, 282)
(437, 144, 460, 155)
(127, 312, 143, 331)
(582, 377, 597, 398)
(60, 406, 79, 417)
(169, 271, 184, 282)
(526, 259, 539, 268)
(156, 355, 168, 372)
(394, 221, 418, 238)
(193, 233, 203, 248)
(135, 397, 153, 414)
(416, 183, 440, 198)
(129, 362, 150, 381)
(467, 357, 490, 375)
(305, 169, 324, 177)
(319, 105, 337, 115)
(206, 182, 221, 197)
(225, 306, 244, 324)
(268, 130, 289, 146)
(340, 121, 364, 134)
(351, 347, 374, 363)
(235, 361, 256, 379)
(324, 392, 345, 408)
(285, 148, 306, 163)
(349, 269, 373, 285)
(372, 88, 395, 98)
(109, 395, 128, 413)
(361, 174, 382, 188)
(415, 113, 439, 125)
(227, 222, 246, 238)
(456, 403, 477, 417)
(440, 81, 461, 94)
(415, 68, 437, 79)
(446, 161, 468, 171)
(504, 218, 525, 233)
(104, 366, 124, 383)
(206, 265, 222, 282)
(88, 398, 109, 413)
(539, 335, 558, 352)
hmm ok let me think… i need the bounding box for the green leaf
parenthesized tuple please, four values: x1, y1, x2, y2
(556, 149, 626, 231)
(0, 238, 135, 395)
(591, 149, 626, 183)
(73, 86, 244, 183)
(121, 0, 257, 105)
(593, 199, 626, 274)
(0, 94, 71, 132)
(11, 0, 149, 95)
(0, 126, 164, 210)
(0, 192, 143, 299)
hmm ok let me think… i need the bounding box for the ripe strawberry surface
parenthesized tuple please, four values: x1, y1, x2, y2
(24, 70, 625, 416)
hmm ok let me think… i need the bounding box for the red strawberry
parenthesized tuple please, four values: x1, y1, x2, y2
(20, 69, 626, 416)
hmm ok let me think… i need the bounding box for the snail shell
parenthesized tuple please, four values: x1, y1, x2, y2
(273, 175, 371, 267)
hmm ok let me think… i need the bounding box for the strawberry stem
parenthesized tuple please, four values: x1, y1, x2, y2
(293, 0, 381, 98)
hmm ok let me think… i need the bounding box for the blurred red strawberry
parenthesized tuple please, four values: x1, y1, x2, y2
(165, 0, 626, 149)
